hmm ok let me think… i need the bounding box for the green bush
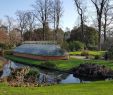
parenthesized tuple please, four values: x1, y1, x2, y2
(107, 45, 113, 59)
(26, 68, 39, 77)
(94, 55, 101, 60)
(81, 50, 89, 56)
(69, 41, 84, 51)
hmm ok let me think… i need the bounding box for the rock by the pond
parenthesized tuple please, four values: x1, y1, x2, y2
(73, 63, 113, 80)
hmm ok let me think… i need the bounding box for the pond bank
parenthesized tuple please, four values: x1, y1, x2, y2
(5, 55, 84, 72)
(5, 54, 113, 71)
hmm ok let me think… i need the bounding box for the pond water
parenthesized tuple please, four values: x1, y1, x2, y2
(0, 61, 91, 84)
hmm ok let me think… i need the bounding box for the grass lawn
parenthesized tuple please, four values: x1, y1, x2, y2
(69, 51, 105, 56)
(0, 81, 113, 95)
(5, 55, 113, 71)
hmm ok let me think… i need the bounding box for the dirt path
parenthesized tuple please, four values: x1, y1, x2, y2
(70, 55, 90, 60)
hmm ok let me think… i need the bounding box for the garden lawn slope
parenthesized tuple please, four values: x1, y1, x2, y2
(0, 81, 113, 95)
(69, 51, 105, 56)
(5, 55, 113, 71)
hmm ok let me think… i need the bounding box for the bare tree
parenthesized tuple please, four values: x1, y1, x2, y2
(102, 0, 113, 43)
(91, 0, 108, 50)
(52, 0, 63, 40)
(74, 0, 86, 43)
(5, 15, 14, 33)
(32, 0, 53, 40)
(16, 10, 28, 40)
(25, 11, 36, 32)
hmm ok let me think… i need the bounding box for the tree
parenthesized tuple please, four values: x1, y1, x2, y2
(25, 11, 36, 32)
(70, 25, 98, 49)
(52, 0, 63, 40)
(32, 0, 53, 40)
(24, 11, 36, 40)
(102, 0, 113, 44)
(16, 10, 28, 41)
(91, 0, 108, 50)
(73, 0, 86, 43)
(5, 15, 14, 33)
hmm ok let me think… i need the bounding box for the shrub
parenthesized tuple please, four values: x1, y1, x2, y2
(26, 68, 39, 77)
(69, 41, 84, 51)
(107, 45, 113, 59)
(94, 55, 101, 60)
(81, 50, 89, 56)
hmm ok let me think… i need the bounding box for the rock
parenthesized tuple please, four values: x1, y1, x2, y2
(73, 63, 113, 80)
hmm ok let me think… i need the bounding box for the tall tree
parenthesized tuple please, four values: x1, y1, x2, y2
(91, 0, 108, 50)
(32, 0, 53, 40)
(102, 0, 113, 43)
(5, 16, 14, 33)
(52, 0, 63, 40)
(24, 11, 36, 40)
(16, 10, 28, 41)
(25, 11, 36, 32)
(70, 25, 98, 48)
(74, 0, 86, 43)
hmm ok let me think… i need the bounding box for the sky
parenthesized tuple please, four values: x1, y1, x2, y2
(0, 0, 79, 30)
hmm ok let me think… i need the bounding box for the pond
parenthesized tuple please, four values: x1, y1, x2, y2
(0, 60, 93, 84)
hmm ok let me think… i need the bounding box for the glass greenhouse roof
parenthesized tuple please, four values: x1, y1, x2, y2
(13, 43, 65, 56)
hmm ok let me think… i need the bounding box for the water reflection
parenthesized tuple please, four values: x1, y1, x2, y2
(1, 60, 90, 84)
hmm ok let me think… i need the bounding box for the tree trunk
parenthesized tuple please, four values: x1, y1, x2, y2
(98, 18, 102, 50)
(104, 14, 107, 43)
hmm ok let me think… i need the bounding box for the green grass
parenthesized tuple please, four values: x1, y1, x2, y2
(0, 81, 113, 95)
(5, 55, 113, 71)
(69, 51, 105, 56)
(5, 55, 84, 71)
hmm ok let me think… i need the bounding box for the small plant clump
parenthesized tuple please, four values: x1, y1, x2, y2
(2, 67, 40, 87)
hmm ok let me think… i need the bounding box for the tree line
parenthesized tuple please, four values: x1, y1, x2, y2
(0, 0, 113, 51)
(73, 0, 113, 50)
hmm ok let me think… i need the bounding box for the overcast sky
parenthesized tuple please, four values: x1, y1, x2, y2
(0, 0, 92, 30)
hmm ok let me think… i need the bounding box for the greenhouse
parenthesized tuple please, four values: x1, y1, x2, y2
(12, 41, 69, 60)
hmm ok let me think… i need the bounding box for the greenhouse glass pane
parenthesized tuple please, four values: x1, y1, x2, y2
(13, 43, 65, 56)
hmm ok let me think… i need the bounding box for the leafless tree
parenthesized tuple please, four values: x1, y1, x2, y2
(5, 15, 14, 33)
(91, 0, 108, 50)
(32, 0, 53, 40)
(102, 0, 113, 43)
(16, 10, 28, 40)
(25, 11, 36, 32)
(52, 0, 63, 40)
(74, 0, 86, 43)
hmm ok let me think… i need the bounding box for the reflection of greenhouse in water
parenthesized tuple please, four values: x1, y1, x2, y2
(12, 41, 69, 60)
